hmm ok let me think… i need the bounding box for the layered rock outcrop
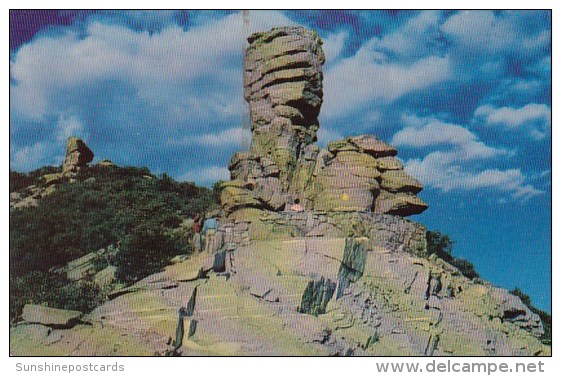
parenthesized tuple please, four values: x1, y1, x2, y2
(10, 138, 99, 211)
(62, 137, 94, 176)
(314, 136, 427, 214)
(11, 238, 548, 356)
(20, 305, 83, 329)
(221, 27, 427, 219)
(38, 137, 94, 185)
(245, 26, 324, 188)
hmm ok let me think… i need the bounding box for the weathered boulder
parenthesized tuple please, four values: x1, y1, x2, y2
(317, 165, 379, 190)
(313, 151, 381, 212)
(328, 136, 397, 157)
(252, 177, 285, 210)
(327, 139, 359, 154)
(93, 266, 117, 289)
(224, 153, 286, 212)
(97, 159, 116, 167)
(62, 137, 93, 176)
(380, 170, 423, 194)
(15, 323, 52, 339)
(40, 173, 64, 186)
(21, 305, 83, 328)
(314, 189, 375, 212)
(220, 177, 287, 214)
(376, 156, 404, 171)
(220, 180, 262, 214)
(348, 135, 397, 157)
(374, 191, 428, 216)
(60, 246, 118, 282)
(335, 151, 378, 170)
(490, 288, 544, 338)
(260, 156, 280, 177)
(229, 152, 263, 181)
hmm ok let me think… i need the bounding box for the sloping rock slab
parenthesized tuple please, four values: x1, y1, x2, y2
(21, 305, 83, 329)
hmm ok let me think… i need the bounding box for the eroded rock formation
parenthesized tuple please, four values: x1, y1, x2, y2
(245, 26, 324, 184)
(221, 27, 427, 218)
(10, 137, 96, 211)
(62, 137, 94, 176)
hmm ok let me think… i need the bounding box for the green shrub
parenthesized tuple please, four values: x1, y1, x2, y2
(115, 226, 183, 284)
(10, 165, 218, 320)
(449, 258, 479, 279)
(10, 165, 216, 275)
(10, 272, 103, 321)
(426, 230, 479, 279)
(426, 230, 454, 262)
(9, 170, 35, 192)
(28, 165, 62, 179)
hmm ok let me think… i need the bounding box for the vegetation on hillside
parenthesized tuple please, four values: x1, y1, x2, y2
(10, 167, 62, 192)
(426, 230, 479, 279)
(10, 164, 218, 320)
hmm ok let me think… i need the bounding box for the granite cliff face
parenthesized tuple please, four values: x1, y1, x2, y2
(221, 27, 427, 223)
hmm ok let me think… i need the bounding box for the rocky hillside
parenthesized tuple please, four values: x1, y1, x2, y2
(10, 26, 550, 356)
(9, 139, 218, 322)
(10, 237, 549, 356)
(9, 140, 551, 357)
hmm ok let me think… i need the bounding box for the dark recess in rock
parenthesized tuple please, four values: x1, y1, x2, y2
(298, 276, 336, 316)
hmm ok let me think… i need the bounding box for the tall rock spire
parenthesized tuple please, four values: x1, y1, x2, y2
(221, 26, 427, 217)
(244, 26, 325, 189)
(62, 137, 94, 176)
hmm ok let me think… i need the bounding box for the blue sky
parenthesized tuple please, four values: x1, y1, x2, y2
(9, 10, 551, 311)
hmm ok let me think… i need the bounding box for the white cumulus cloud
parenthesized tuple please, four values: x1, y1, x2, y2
(9, 11, 297, 174)
(392, 114, 540, 201)
(392, 114, 509, 160)
(10, 142, 52, 171)
(406, 154, 541, 200)
(322, 53, 451, 119)
(442, 10, 550, 56)
(475, 103, 551, 140)
(322, 30, 348, 64)
(374, 10, 445, 58)
(170, 127, 251, 148)
(55, 114, 86, 143)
